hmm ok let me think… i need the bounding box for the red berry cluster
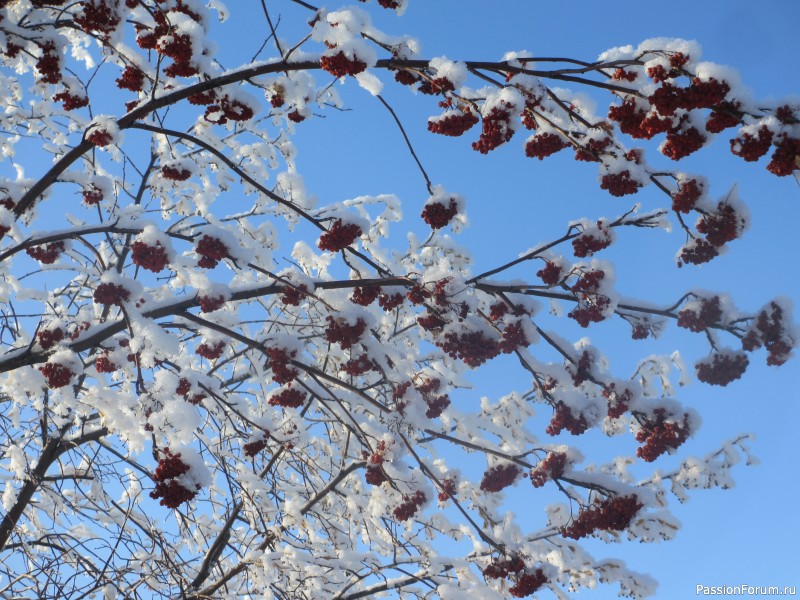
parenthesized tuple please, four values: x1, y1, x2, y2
(287, 110, 306, 123)
(415, 377, 450, 418)
(672, 178, 703, 213)
(95, 352, 117, 373)
(510, 570, 548, 598)
(662, 125, 706, 160)
(479, 463, 520, 493)
(39, 361, 75, 389)
(87, 129, 113, 147)
(419, 76, 455, 95)
(572, 136, 611, 162)
(365, 464, 388, 485)
(428, 110, 479, 137)
(351, 285, 381, 306)
(612, 68, 638, 82)
(600, 170, 642, 197)
(695, 351, 749, 386)
(203, 96, 255, 125)
(74, 0, 120, 40)
(500, 320, 529, 353)
(421, 198, 458, 229)
(766, 135, 800, 177)
(268, 386, 307, 408)
(742, 302, 793, 366)
(150, 449, 197, 509)
(561, 494, 643, 540)
(132, 240, 168, 272)
(82, 185, 103, 205)
(438, 477, 457, 502)
(417, 311, 445, 331)
(377, 0, 400, 8)
(530, 451, 567, 488)
(341, 354, 377, 376)
(547, 401, 589, 435)
(631, 322, 650, 340)
(136, 3, 203, 77)
(730, 126, 773, 161)
(280, 284, 308, 306)
(324, 316, 367, 350)
(196, 341, 225, 360)
(646, 52, 688, 83)
(320, 51, 367, 78)
(677, 296, 722, 332)
(195, 235, 229, 268)
(176, 377, 206, 405)
(94, 282, 130, 306)
(573, 222, 612, 257)
(318, 219, 362, 252)
(568, 295, 610, 328)
(696, 202, 742, 247)
(602, 383, 633, 419)
(52, 91, 89, 111)
(649, 78, 730, 116)
(161, 165, 191, 181)
(524, 132, 569, 159)
(197, 294, 226, 313)
(378, 292, 404, 311)
(37, 326, 65, 350)
(116, 65, 145, 92)
(406, 285, 430, 305)
(484, 556, 525, 580)
(26, 241, 65, 264)
(35, 41, 62, 84)
(635, 409, 690, 462)
(472, 104, 514, 154)
(393, 490, 426, 521)
(269, 92, 285, 108)
(438, 330, 501, 368)
(537, 261, 563, 285)
(243, 436, 269, 458)
(705, 102, 741, 133)
(567, 350, 594, 386)
(677, 238, 719, 267)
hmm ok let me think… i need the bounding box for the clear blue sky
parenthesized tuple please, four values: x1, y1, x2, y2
(220, 1, 800, 597)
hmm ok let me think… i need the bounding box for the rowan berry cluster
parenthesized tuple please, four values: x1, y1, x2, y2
(766, 135, 800, 176)
(573, 222, 612, 257)
(530, 451, 567, 487)
(320, 51, 367, 78)
(417, 311, 445, 331)
(600, 170, 642, 197)
(94, 282, 130, 306)
(52, 91, 88, 111)
(74, 0, 120, 40)
(649, 78, 730, 115)
(479, 463, 520, 493)
(678, 238, 719, 267)
(39, 361, 74, 389)
(419, 76, 455, 95)
(87, 129, 113, 147)
(150, 449, 197, 509)
(176, 378, 206, 405)
(672, 178, 703, 213)
(428, 110, 479, 137)
(324, 316, 367, 349)
(439, 330, 501, 368)
(537, 260, 563, 285)
(631, 322, 651, 340)
(37, 326, 64, 350)
(612, 68, 638, 82)
(26, 241, 65, 264)
(197, 294, 226, 313)
(195, 235, 229, 268)
(547, 402, 589, 435)
(524, 132, 569, 159)
(341, 354, 377, 376)
(365, 464, 388, 485)
(742, 302, 793, 366)
(350, 285, 381, 306)
(438, 477, 457, 501)
(695, 351, 749, 386)
(268, 386, 307, 408)
(393, 490, 426, 521)
(677, 296, 722, 332)
(82, 185, 103, 205)
(509, 570, 549, 598)
(568, 295, 610, 328)
(567, 350, 594, 386)
(696, 202, 742, 246)
(131, 241, 168, 272)
(203, 96, 255, 125)
(243, 437, 269, 458)
(705, 102, 741, 133)
(160, 165, 191, 181)
(635, 409, 690, 462)
(35, 41, 61, 84)
(421, 198, 458, 229)
(379, 292, 404, 311)
(561, 494, 642, 539)
(318, 219, 362, 252)
(602, 383, 633, 419)
(95, 352, 117, 373)
(646, 53, 688, 83)
(116, 65, 145, 92)
(730, 125, 772, 161)
(416, 377, 450, 418)
(280, 284, 308, 306)
(287, 110, 305, 123)
(662, 125, 706, 160)
(472, 103, 514, 154)
(196, 341, 225, 360)
(499, 320, 529, 353)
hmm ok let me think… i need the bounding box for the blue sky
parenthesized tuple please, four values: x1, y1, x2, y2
(232, 1, 800, 597)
